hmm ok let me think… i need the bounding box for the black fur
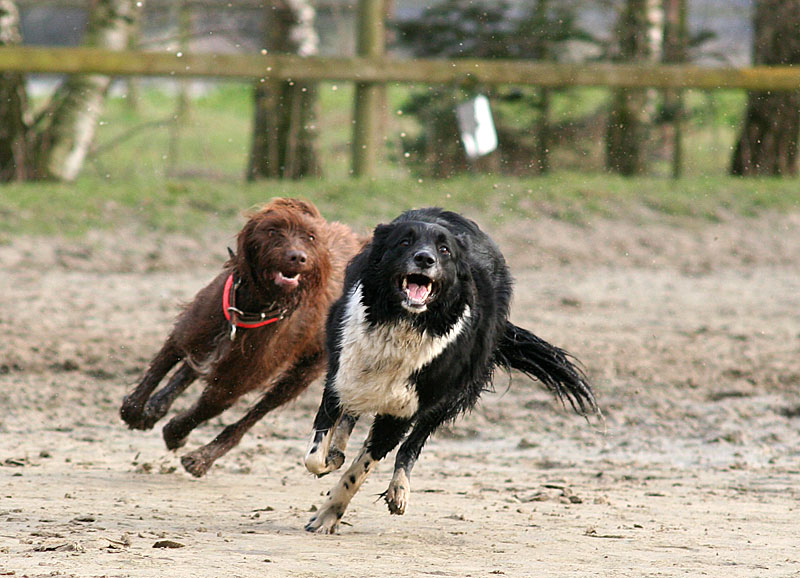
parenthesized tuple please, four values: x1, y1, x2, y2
(304, 208, 598, 532)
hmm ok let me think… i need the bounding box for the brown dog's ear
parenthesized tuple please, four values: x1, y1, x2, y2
(234, 217, 261, 282)
(259, 198, 321, 219)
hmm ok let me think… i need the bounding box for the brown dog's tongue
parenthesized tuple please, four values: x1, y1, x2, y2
(273, 271, 300, 290)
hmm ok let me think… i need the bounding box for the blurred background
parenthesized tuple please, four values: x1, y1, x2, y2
(0, 0, 798, 236)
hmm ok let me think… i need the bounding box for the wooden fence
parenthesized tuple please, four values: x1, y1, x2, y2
(5, 45, 800, 91)
(2, 37, 800, 175)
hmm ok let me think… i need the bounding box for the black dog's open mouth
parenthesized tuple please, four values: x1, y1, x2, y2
(400, 274, 435, 309)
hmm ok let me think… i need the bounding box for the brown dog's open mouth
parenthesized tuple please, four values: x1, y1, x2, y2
(401, 274, 434, 309)
(273, 271, 301, 290)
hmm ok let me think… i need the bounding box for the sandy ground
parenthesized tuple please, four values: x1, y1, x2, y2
(1, 211, 800, 577)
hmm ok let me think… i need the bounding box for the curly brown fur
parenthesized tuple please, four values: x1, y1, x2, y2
(120, 198, 365, 477)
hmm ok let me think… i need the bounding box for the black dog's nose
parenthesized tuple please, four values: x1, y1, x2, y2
(413, 249, 436, 268)
(288, 250, 307, 265)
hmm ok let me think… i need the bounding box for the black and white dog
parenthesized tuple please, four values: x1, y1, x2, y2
(303, 208, 598, 533)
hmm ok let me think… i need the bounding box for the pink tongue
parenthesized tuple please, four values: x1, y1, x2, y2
(406, 282, 429, 302)
(273, 271, 299, 289)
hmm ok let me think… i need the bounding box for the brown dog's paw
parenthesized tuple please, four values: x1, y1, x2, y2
(162, 421, 188, 451)
(181, 451, 211, 478)
(120, 396, 150, 430)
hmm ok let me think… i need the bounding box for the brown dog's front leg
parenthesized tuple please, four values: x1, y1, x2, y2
(182, 354, 324, 477)
(121, 340, 182, 430)
(136, 363, 197, 429)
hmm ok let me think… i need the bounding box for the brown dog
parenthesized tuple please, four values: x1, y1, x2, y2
(120, 198, 364, 477)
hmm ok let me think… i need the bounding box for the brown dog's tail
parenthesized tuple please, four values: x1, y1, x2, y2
(496, 321, 600, 418)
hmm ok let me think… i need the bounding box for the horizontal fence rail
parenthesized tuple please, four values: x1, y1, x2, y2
(2, 46, 800, 90)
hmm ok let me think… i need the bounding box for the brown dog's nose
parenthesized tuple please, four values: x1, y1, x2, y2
(287, 249, 308, 265)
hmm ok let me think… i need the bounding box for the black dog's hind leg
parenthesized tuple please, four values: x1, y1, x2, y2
(120, 338, 183, 430)
(306, 414, 412, 534)
(304, 387, 357, 476)
(384, 411, 446, 515)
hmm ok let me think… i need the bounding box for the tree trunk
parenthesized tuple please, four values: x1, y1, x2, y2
(247, 0, 320, 180)
(731, 0, 800, 176)
(605, 0, 661, 176)
(663, 0, 687, 179)
(0, 0, 31, 182)
(32, 0, 138, 182)
(531, 0, 551, 175)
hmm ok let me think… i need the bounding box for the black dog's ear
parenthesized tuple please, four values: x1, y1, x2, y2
(372, 223, 393, 241)
(368, 223, 394, 262)
(454, 231, 470, 252)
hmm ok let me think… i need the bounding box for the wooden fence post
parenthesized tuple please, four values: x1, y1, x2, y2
(352, 0, 385, 177)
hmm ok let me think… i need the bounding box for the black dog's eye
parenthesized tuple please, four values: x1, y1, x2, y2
(399, 238, 410, 247)
(439, 245, 450, 256)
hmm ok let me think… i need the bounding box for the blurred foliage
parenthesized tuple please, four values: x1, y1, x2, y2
(0, 80, 772, 240)
(393, 0, 598, 177)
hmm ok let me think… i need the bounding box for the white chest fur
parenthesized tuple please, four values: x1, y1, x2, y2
(333, 283, 470, 419)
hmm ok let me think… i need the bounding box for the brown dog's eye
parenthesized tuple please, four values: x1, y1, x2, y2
(268, 229, 276, 237)
(308, 234, 315, 242)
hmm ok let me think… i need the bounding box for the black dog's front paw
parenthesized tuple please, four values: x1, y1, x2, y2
(305, 503, 345, 534)
(305, 446, 345, 477)
(325, 448, 345, 473)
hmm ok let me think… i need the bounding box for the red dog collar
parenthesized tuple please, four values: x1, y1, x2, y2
(223, 273, 284, 340)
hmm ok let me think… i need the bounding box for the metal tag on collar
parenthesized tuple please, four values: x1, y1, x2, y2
(229, 322, 237, 341)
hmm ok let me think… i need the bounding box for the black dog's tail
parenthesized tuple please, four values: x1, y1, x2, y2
(496, 321, 600, 418)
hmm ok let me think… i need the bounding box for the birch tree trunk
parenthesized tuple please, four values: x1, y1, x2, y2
(731, 0, 800, 176)
(0, 0, 31, 182)
(605, 0, 662, 176)
(32, 0, 139, 182)
(247, 0, 320, 180)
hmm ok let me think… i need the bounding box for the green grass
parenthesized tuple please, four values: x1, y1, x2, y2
(3, 172, 799, 239)
(1, 83, 798, 239)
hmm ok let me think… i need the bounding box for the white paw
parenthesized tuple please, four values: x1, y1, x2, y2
(305, 447, 345, 477)
(304, 502, 345, 534)
(304, 445, 327, 475)
(385, 477, 410, 515)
